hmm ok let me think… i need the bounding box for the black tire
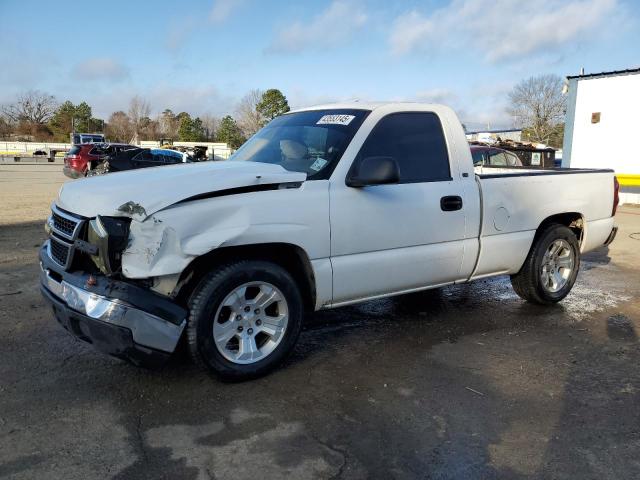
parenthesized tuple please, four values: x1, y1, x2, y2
(186, 260, 304, 381)
(510, 224, 581, 304)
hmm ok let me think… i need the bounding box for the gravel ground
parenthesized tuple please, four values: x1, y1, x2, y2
(1, 166, 639, 479)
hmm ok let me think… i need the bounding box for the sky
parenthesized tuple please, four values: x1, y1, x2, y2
(1, 0, 639, 130)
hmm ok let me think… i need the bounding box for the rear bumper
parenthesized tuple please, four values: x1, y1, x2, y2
(39, 246, 186, 367)
(62, 165, 84, 179)
(604, 225, 618, 246)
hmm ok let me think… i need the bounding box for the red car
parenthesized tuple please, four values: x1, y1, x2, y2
(63, 143, 135, 178)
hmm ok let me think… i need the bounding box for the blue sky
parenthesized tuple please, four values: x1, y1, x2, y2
(1, 0, 638, 129)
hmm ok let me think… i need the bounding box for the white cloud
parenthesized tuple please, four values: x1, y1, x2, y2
(413, 88, 458, 105)
(165, 1, 244, 52)
(267, 0, 367, 53)
(72, 58, 129, 82)
(210, 0, 245, 23)
(389, 0, 618, 62)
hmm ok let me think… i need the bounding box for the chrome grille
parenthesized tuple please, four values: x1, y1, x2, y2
(47, 205, 86, 270)
(49, 206, 82, 240)
(52, 211, 77, 237)
(49, 237, 71, 268)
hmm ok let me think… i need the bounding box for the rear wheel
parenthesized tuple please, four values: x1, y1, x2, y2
(510, 224, 580, 304)
(186, 261, 303, 381)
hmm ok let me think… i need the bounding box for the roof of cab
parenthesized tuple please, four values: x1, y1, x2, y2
(290, 101, 446, 113)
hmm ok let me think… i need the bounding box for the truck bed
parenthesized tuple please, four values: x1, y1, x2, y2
(470, 166, 616, 280)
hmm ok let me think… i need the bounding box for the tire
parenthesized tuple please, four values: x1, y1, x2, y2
(510, 224, 581, 305)
(186, 260, 304, 381)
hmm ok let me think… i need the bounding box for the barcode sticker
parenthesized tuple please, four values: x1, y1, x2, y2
(310, 158, 328, 171)
(316, 114, 356, 126)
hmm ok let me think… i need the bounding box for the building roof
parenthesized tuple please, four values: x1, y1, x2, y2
(566, 67, 640, 81)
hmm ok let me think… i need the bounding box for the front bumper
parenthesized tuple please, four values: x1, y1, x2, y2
(39, 245, 186, 367)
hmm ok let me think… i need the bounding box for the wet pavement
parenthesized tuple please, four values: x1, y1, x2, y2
(1, 204, 640, 479)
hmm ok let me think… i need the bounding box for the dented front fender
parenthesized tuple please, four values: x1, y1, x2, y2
(120, 181, 330, 280)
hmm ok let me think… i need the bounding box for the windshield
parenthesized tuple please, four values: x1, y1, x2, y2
(230, 109, 370, 179)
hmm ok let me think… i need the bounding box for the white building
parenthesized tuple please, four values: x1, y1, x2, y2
(562, 68, 640, 204)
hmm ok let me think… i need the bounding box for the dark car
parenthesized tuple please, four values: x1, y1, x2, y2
(470, 145, 523, 167)
(89, 148, 190, 175)
(63, 143, 136, 178)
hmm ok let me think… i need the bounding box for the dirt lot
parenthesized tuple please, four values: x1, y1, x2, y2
(1, 165, 639, 479)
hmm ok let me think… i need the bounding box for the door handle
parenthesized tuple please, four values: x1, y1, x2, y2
(440, 195, 463, 211)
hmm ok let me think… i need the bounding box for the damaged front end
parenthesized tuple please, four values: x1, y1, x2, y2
(41, 161, 310, 365)
(40, 204, 187, 366)
(86, 215, 131, 275)
(45, 204, 131, 276)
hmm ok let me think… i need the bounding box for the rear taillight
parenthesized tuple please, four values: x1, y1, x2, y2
(612, 176, 620, 216)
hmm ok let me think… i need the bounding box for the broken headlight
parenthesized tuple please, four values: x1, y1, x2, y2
(87, 216, 130, 275)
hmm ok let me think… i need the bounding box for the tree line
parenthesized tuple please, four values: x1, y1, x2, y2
(1, 76, 566, 149)
(0, 88, 290, 149)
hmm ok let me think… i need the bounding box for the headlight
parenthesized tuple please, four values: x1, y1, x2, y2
(87, 216, 130, 275)
(44, 216, 53, 235)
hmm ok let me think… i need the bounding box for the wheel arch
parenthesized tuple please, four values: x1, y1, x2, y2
(534, 212, 585, 247)
(174, 242, 317, 312)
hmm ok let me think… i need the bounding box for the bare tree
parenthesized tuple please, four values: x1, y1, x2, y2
(0, 114, 14, 139)
(507, 74, 566, 145)
(200, 114, 219, 141)
(236, 89, 264, 137)
(106, 111, 133, 143)
(2, 90, 57, 124)
(158, 109, 179, 139)
(128, 96, 151, 144)
(141, 117, 161, 141)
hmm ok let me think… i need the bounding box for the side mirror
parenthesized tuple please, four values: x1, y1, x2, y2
(346, 156, 400, 188)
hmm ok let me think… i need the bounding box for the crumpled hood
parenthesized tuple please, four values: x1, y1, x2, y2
(56, 161, 307, 219)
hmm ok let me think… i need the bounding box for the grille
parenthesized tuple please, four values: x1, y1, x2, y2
(50, 238, 71, 267)
(52, 211, 79, 237)
(48, 206, 85, 270)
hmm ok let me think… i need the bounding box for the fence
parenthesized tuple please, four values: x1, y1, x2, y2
(0, 142, 71, 154)
(0, 141, 234, 160)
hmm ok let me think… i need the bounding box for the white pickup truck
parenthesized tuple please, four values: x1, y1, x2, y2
(40, 103, 619, 380)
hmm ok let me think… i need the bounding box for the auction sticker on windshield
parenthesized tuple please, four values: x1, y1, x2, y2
(316, 114, 356, 126)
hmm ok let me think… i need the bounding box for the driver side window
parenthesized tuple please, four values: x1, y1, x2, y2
(355, 112, 451, 183)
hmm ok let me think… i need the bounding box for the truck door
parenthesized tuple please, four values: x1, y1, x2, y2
(329, 112, 469, 305)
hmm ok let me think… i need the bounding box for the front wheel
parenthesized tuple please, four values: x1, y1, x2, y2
(510, 224, 580, 304)
(186, 260, 304, 381)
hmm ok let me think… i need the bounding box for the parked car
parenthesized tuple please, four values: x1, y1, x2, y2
(63, 143, 136, 178)
(41, 103, 618, 380)
(88, 148, 191, 175)
(160, 143, 210, 161)
(470, 145, 523, 167)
